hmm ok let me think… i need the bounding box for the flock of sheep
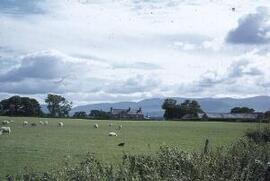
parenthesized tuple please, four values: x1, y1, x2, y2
(94, 123, 122, 137)
(1, 119, 122, 139)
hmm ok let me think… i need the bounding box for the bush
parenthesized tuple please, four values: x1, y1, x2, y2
(246, 127, 270, 143)
(7, 139, 270, 181)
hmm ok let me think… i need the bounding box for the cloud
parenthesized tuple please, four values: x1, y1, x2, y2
(0, 51, 72, 82)
(0, 50, 166, 99)
(0, 50, 109, 94)
(104, 75, 161, 94)
(0, 0, 46, 15)
(176, 50, 270, 98)
(226, 7, 270, 44)
(112, 61, 161, 70)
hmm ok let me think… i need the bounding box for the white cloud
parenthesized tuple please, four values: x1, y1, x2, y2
(226, 7, 270, 44)
(1, 0, 270, 104)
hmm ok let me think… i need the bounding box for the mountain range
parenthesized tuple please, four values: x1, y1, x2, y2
(67, 96, 270, 118)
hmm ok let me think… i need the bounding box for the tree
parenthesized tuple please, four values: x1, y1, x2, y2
(89, 110, 110, 119)
(45, 94, 72, 117)
(73, 111, 87, 118)
(264, 111, 270, 120)
(0, 96, 42, 116)
(162, 99, 203, 120)
(162, 98, 177, 119)
(230, 107, 255, 113)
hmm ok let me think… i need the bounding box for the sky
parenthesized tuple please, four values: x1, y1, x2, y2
(0, 0, 270, 105)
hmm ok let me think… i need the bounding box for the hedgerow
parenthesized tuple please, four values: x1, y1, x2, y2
(5, 130, 270, 181)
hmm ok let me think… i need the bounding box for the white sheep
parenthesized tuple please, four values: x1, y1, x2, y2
(39, 121, 44, 125)
(94, 124, 98, 128)
(44, 121, 49, 125)
(23, 121, 28, 126)
(58, 122, 64, 127)
(0, 127, 11, 134)
(108, 132, 117, 136)
(2, 120, 10, 125)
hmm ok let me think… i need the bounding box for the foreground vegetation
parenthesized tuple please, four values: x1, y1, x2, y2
(0, 116, 266, 178)
(5, 129, 270, 180)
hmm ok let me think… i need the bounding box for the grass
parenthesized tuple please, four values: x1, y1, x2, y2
(0, 116, 263, 177)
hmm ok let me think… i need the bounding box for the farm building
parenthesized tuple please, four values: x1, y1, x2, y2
(109, 107, 144, 120)
(200, 112, 264, 122)
(180, 112, 264, 122)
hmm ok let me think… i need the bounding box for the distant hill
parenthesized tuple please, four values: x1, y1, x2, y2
(69, 96, 270, 118)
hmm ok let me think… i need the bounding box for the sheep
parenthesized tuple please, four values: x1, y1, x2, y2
(0, 127, 11, 134)
(109, 123, 113, 127)
(108, 132, 117, 136)
(58, 122, 64, 127)
(23, 121, 28, 126)
(31, 123, 37, 127)
(94, 124, 98, 128)
(39, 121, 44, 125)
(44, 121, 49, 125)
(2, 120, 10, 125)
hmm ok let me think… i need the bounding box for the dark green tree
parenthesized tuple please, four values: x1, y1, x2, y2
(89, 110, 110, 119)
(45, 94, 72, 117)
(230, 107, 255, 113)
(162, 98, 177, 119)
(162, 99, 203, 120)
(0, 96, 42, 116)
(73, 111, 87, 118)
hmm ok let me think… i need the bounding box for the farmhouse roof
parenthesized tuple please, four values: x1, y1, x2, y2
(204, 113, 262, 120)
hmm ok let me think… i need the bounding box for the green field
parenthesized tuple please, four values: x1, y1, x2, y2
(0, 116, 262, 177)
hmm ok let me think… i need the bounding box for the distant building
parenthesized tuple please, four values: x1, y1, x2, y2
(108, 107, 144, 120)
(200, 112, 263, 122)
(180, 112, 263, 121)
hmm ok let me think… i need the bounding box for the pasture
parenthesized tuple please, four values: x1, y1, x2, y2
(0, 116, 262, 177)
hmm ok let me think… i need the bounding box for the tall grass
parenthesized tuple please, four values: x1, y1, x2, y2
(6, 137, 270, 181)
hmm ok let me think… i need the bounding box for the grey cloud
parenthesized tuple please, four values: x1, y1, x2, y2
(112, 62, 161, 70)
(0, 79, 64, 94)
(0, 51, 71, 82)
(228, 60, 263, 78)
(0, 0, 46, 15)
(183, 59, 267, 96)
(226, 7, 270, 44)
(104, 75, 160, 94)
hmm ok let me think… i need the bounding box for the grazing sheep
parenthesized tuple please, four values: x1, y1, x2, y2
(39, 121, 44, 125)
(108, 132, 117, 136)
(31, 123, 37, 127)
(118, 142, 125, 146)
(58, 122, 64, 127)
(2, 120, 10, 125)
(94, 124, 98, 128)
(44, 121, 49, 125)
(23, 121, 28, 126)
(0, 127, 11, 134)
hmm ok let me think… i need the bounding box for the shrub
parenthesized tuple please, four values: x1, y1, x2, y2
(245, 127, 270, 143)
(6, 139, 270, 181)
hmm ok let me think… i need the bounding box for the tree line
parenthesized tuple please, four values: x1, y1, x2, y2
(0, 94, 72, 118)
(0, 95, 270, 120)
(161, 98, 270, 120)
